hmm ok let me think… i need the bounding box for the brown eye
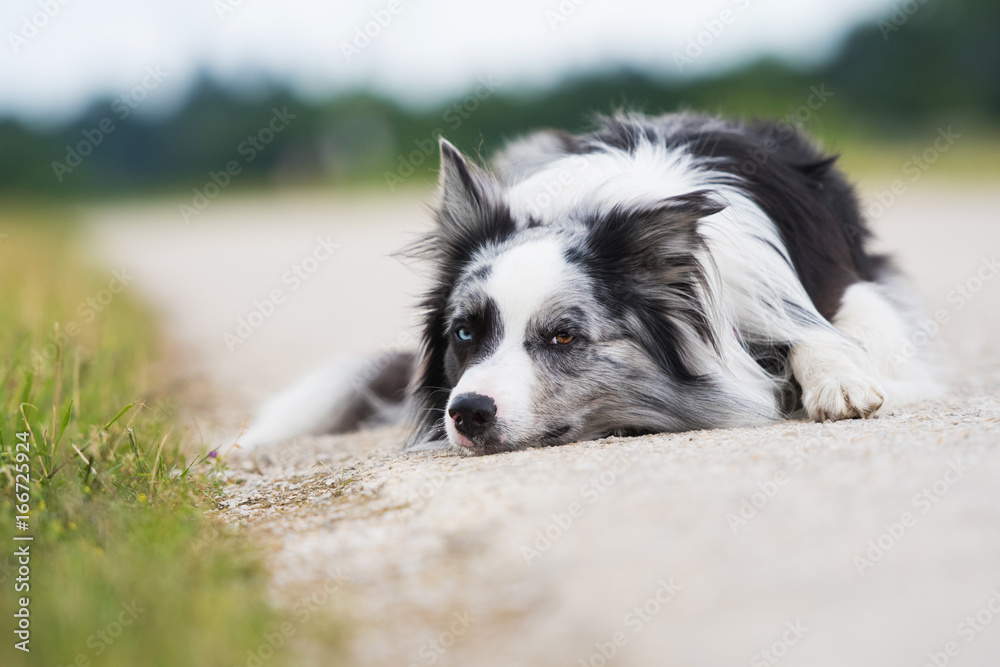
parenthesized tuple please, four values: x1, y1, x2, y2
(550, 332, 574, 345)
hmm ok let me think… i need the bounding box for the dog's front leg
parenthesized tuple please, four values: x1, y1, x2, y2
(789, 329, 885, 421)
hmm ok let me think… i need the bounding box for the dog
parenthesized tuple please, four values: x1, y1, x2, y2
(241, 112, 940, 456)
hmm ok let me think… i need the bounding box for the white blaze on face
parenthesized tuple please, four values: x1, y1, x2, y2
(446, 237, 570, 444)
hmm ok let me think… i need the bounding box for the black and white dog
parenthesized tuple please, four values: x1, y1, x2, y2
(242, 112, 940, 456)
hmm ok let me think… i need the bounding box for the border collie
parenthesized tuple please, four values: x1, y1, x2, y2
(241, 112, 940, 456)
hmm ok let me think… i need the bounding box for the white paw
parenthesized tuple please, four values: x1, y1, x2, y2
(801, 373, 885, 422)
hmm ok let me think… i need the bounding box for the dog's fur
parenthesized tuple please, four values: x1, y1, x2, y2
(241, 112, 941, 455)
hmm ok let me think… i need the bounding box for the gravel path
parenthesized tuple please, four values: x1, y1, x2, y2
(89, 184, 1000, 667)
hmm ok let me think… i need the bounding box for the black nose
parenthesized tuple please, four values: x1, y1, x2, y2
(448, 393, 497, 438)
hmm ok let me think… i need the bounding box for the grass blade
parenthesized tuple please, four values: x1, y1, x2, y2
(101, 401, 139, 432)
(52, 399, 73, 457)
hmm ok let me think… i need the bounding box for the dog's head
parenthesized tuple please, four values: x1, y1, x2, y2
(407, 139, 729, 454)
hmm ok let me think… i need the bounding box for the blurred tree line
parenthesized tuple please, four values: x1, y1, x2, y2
(0, 0, 996, 197)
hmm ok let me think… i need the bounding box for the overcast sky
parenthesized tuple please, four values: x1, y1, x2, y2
(1, 0, 898, 124)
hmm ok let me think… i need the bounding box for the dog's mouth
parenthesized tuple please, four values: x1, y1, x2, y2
(453, 424, 575, 455)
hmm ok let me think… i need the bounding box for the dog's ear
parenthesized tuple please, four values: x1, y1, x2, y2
(581, 191, 726, 378)
(654, 190, 727, 230)
(429, 138, 515, 263)
(438, 138, 490, 230)
(584, 190, 725, 271)
(645, 190, 726, 244)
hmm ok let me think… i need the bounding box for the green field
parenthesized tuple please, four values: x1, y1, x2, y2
(0, 209, 344, 667)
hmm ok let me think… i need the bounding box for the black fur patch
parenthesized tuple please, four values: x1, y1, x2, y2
(444, 297, 503, 385)
(581, 115, 889, 321)
(566, 194, 723, 380)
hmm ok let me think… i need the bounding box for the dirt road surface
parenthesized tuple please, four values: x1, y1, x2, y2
(89, 184, 1000, 667)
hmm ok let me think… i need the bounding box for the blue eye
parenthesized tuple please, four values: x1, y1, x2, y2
(455, 327, 473, 342)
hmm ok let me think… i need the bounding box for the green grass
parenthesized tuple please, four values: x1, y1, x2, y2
(0, 210, 345, 666)
(818, 131, 1000, 186)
